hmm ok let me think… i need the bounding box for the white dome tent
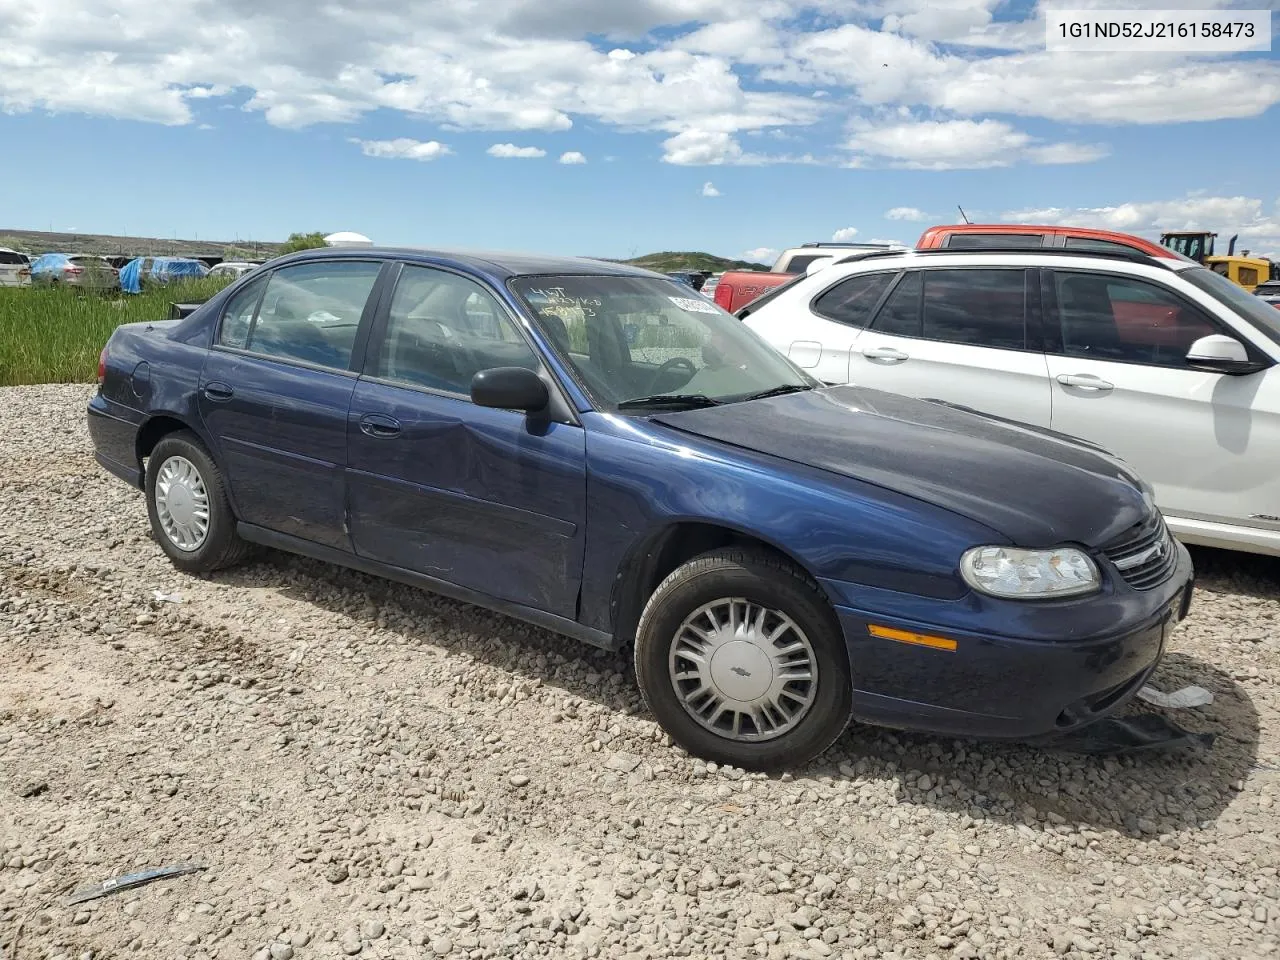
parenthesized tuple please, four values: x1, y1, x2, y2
(323, 231, 373, 247)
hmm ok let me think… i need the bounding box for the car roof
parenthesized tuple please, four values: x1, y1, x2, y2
(797, 247, 1199, 275)
(271, 245, 665, 282)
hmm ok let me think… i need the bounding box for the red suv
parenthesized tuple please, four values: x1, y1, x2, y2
(916, 224, 1188, 260)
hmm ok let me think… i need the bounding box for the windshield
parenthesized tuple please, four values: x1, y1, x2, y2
(509, 274, 814, 409)
(1181, 266, 1280, 348)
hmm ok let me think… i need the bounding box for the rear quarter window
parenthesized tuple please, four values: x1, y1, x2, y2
(943, 233, 1046, 249)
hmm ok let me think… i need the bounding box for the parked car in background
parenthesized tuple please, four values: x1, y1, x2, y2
(915, 223, 1192, 260)
(1256, 280, 1280, 308)
(744, 244, 1280, 558)
(120, 256, 210, 294)
(701, 272, 722, 299)
(209, 261, 259, 281)
(667, 270, 709, 291)
(0, 247, 31, 286)
(89, 246, 1192, 769)
(29, 253, 120, 291)
(713, 243, 898, 314)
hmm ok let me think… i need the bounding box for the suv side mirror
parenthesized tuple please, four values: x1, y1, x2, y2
(471, 366, 549, 412)
(1185, 335, 1266, 375)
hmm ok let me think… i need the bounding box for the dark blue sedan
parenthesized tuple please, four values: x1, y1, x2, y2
(88, 247, 1194, 770)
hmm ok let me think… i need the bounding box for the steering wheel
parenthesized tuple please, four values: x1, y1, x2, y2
(645, 356, 697, 394)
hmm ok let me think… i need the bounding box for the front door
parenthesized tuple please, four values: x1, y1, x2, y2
(198, 260, 385, 551)
(346, 263, 587, 617)
(1043, 267, 1280, 529)
(849, 267, 1053, 427)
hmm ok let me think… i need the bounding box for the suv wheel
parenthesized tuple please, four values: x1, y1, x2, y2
(145, 431, 254, 573)
(634, 548, 852, 771)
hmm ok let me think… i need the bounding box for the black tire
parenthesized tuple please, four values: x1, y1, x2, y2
(634, 548, 853, 771)
(144, 430, 254, 573)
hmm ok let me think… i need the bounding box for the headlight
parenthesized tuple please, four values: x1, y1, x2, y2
(960, 546, 1099, 600)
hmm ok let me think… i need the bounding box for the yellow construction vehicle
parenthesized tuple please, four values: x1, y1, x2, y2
(1160, 231, 1276, 292)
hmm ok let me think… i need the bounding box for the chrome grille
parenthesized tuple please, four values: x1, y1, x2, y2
(1102, 514, 1177, 590)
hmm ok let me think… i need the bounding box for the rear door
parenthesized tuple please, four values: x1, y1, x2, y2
(848, 267, 1053, 426)
(1043, 268, 1280, 529)
(198, 259, 386, 551)
(346, 263, 587, 617)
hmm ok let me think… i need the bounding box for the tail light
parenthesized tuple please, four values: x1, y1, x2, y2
(713, 282, 733, 312)
(65, 265, 84, 276)
(97, 346, 108, 384)
(18, 268, 29, 279)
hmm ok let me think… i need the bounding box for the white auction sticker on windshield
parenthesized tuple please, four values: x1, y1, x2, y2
(669, 296, 718, 314)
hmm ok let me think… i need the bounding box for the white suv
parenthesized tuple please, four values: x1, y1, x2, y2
(743, 247, 1280, 557)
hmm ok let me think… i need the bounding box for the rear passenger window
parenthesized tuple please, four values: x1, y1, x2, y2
(811, 272, 894, 328)
(1063, 237, 1136, 254)
(871, 272, 922, 336)
(246, 262, 381, 370)
(368, 265, 539, 396)
(944, 233, 1044, 249)
(922, 269, 1026, 350)
(218, 275, 267, 349)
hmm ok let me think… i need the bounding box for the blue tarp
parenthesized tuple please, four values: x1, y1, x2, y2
(30, 253, 71, 279)
(120, 257, 209, 294)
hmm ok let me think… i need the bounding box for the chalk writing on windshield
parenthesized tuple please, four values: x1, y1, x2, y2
(526, 287, 602, 320)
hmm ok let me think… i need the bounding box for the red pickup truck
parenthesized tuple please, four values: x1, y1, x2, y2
(712, 243, 895, 314)
(714, 225, 1189, 315)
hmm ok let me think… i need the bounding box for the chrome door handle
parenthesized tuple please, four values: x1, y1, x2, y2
(1056, 374, 1114, 391)
(862, 347, 909, 364)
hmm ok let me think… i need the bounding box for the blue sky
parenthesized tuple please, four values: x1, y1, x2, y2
(1, 0, 1278, 263)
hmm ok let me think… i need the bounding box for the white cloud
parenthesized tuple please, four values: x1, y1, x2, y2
(1000, 194, 1280, 254)
(352, 137, 451, 161)
(869, 237, 907, 247)
(487, 143, 547, 158)
(885, 206, 928, 221)
(0, 0, 1275, 173)
(744, 247, 778, 264)
(702, 181, 721, 197)
(832, 227, 858, 241)
(558, 151, 587, 164)
(845, 118, 1107, 170)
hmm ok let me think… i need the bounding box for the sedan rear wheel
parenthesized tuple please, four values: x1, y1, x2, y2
(145, 431, 254, 574)
(635, 548, 852, 771)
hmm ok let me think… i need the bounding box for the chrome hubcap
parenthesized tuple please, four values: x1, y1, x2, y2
(154, 455, 210, 551)
(669, 598, 817, 742)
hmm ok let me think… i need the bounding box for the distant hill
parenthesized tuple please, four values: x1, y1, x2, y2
(618, 251, 771, 273)
(0, 228, 281, 260)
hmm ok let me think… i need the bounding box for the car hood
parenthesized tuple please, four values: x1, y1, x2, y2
(651, 385, 1150, 548)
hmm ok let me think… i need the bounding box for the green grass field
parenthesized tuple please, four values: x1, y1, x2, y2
(0, 278, 233, 386)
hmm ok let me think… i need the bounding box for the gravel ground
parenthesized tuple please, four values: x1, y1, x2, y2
(3, 384, 1280, 960)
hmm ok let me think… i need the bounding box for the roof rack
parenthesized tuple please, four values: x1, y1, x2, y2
(800, 241, 896, 249)
(831, 246, 1176, 269)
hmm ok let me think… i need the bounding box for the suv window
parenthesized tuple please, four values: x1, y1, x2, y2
(943, 233, 1044, 249)
(872, 271, 922, 336)
(1049, 271, 1219, 367)
(811, 272, 894, 328)
(782, 254, 828, 274)
(243, 261, 380, 370)
(869, 269, 1027, 349)
(368, 265, 539, 395)
(1063, 237, 1138, 254)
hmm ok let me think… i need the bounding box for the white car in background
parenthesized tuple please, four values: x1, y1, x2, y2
(0, 247, 31, 286)
(208, 261, 258, 280)
(742, 246, 1280, 557)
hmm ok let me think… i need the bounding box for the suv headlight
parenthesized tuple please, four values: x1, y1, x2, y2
(960, 546, 1100, 600)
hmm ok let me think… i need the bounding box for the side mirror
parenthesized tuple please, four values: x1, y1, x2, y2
(1185, 334, 1265, 375)
(471, 366, 549, 412)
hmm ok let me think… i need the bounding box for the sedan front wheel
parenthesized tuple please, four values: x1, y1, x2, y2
(634, 548, 853, 771)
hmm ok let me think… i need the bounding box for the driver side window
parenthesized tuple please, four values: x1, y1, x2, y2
(367, 265, 539, 396)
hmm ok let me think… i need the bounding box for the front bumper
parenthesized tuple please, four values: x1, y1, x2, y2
(831, 541, 1194, 740)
